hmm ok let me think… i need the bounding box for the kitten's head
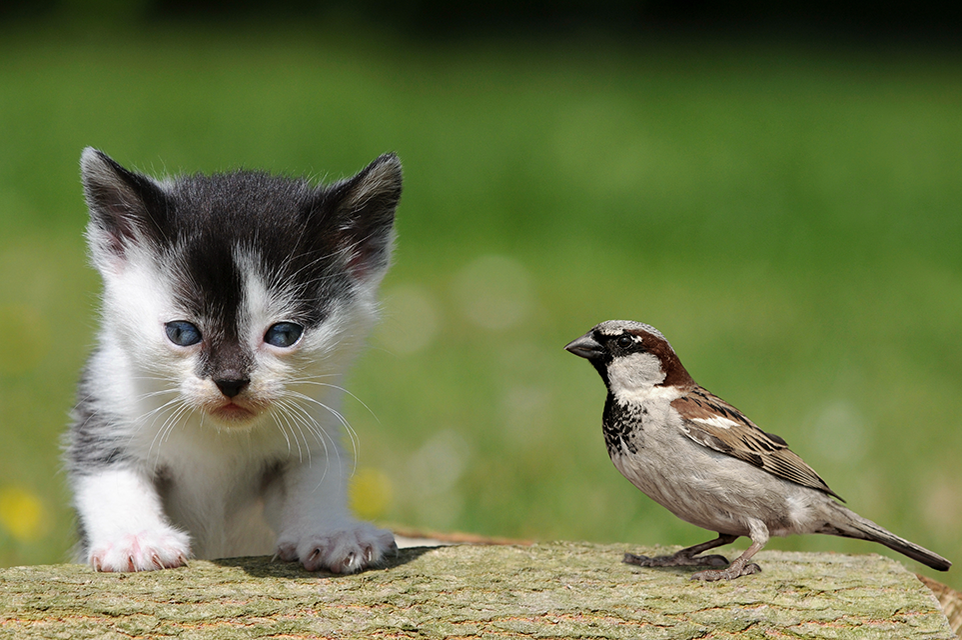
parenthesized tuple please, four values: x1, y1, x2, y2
(81, 148, 401, 428)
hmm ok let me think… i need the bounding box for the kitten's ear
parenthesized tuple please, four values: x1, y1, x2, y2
(80, 147, 167, 270)
(323, 153, 402, 283)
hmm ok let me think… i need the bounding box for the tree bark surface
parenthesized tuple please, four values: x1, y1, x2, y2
(0, 542, 955, 639)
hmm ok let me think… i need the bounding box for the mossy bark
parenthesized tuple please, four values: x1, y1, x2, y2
(1, 542, 954, 639)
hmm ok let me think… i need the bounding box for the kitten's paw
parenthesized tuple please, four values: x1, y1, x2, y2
(277, 523, 397, 574)
(88, 529, 191, 572)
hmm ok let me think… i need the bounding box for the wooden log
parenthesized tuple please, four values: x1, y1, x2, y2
(0, 542, 955, 639)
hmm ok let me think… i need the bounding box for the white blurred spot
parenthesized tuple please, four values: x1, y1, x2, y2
(453, 255, 533, 331)
(501, 384, 552, 447)
(376, 284, 440, 355)
(497, 341, 557, 447)
(405, 430, 471, 529)
(809, 401, 866, 464)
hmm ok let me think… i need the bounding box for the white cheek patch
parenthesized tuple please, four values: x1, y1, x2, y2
(607, 352, 666, 392)
(690, 415, 740, 430)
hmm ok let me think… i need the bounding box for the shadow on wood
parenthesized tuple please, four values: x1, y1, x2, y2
(210, 546, 435, 578)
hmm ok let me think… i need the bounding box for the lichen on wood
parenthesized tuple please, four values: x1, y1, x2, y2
(1, 542, 955, 639)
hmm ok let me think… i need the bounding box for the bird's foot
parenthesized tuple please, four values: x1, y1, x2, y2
(624, 551, 729, 568)
(690, 561, 761, 582)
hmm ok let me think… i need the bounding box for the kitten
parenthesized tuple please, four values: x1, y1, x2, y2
(64, 148, 401, 573)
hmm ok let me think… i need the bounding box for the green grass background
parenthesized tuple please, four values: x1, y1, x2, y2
(0, 24, 960, 588)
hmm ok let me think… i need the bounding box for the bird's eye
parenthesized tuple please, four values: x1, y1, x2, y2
(165, 321, 202, 347)
(265, 322, 303, 348)
(616, 335, 634, 349)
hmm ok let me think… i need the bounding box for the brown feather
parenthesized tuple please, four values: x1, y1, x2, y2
(672, 387, 844, 502)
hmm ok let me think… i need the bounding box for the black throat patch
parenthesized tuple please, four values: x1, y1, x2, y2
(602, 394, 644, 456)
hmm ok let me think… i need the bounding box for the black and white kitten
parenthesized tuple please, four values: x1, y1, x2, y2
(64, 148, 401, 573)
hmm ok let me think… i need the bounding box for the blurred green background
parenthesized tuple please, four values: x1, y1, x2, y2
(1, 10, 960, 589)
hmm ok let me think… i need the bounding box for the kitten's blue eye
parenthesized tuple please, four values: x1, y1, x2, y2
(265, 322, 303, 348)
(165, 321, 202, 347)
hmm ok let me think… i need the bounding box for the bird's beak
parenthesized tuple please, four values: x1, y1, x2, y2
(564, 333, 605, 360)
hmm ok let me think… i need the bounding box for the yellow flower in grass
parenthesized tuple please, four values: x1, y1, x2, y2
(0, 485, 47, 542)
(349, 467, 393, 521)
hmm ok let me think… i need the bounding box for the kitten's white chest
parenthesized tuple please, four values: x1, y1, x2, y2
(152, 422, 283, 558)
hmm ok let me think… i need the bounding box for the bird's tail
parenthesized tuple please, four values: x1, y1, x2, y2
(820, 502, 951, 571)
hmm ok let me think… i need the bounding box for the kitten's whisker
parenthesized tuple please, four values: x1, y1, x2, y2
(129, 374, 179, 383)
(279, 398, 341, 483)
(287, 378, 380, 424)
(284, 392, 355, 477)
(287, 391, 353, 436)
(137, 388, 180, 401)
(125, 385, 184, 462)
(138, 393, 184, 421)
(153, 406, 183, 458)
(270, 411, 296, 460)
(146, 399, 193, 466)
(150, 399, 193, 463)
(280, 399, 331, 468)
(272, 401, 307, 464)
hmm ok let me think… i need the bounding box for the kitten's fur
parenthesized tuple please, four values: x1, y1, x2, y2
(64, 148, 401, 573)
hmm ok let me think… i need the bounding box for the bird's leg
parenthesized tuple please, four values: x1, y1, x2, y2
(691, 522, 768, 581)
(624, 533, 738, 569)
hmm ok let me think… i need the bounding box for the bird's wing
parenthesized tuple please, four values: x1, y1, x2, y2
(671, 387, 843, 501)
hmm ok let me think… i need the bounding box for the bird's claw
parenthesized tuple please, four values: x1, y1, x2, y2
(690, 561, 761, 581)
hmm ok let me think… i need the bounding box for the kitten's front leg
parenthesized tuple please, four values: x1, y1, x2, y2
(271, 460, 396, 573)
(73, 468, 191, 572)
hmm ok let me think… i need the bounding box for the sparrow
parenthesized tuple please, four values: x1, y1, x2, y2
(565, 320, 951, 581)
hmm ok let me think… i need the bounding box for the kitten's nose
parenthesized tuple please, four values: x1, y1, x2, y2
(215, 378, 250, 398)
